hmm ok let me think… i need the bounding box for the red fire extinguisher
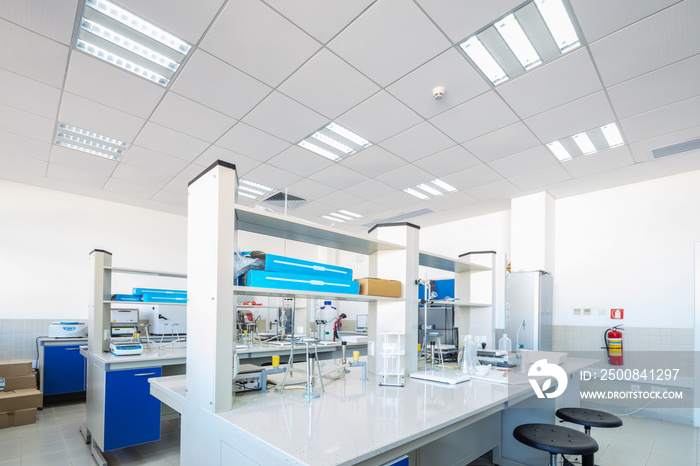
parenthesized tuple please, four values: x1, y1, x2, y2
(604, 325, 623, 365)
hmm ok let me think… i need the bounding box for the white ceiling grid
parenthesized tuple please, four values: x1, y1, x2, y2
(0, 0, 698, 233)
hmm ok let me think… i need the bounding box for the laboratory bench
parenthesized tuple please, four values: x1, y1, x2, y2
(38, 337, 89, 401)
(150, 357, 594, 466)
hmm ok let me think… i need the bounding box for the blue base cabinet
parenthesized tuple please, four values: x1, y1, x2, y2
(103, 367, 162, 451)
(43, 345, 86, 395)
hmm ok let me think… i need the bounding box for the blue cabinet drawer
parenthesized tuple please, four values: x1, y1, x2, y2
(43, 345, 86, 395)
(104, 367, 162, 451)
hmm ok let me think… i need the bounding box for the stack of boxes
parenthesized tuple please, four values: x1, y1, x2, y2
(0, 360, 42, 429)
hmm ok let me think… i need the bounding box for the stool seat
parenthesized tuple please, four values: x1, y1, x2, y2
(514, 423, 599, 456)
(556, 408, 623, 429)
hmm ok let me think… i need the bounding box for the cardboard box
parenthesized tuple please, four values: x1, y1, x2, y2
(1, 371, 37, 391)
(0, 389, 42, 413)
(0, 408, 37, 429)
(0, 360, 32, 378)
(355, 278, 402, 298)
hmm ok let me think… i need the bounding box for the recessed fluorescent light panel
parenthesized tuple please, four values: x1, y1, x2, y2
(322, 210, 363, 224)
(459, 0, 580, 85)
(54, 123, 127, 160)
(546, 122, 624, 162)
(404, 179, 457, 200)
(75, 0, 192, 86)
(238, 179, 275, 200)
(298, 123, 372, 162)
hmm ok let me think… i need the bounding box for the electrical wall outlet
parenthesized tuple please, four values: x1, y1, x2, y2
(574, 308, 581, 315)
(583, 308, 591, 316)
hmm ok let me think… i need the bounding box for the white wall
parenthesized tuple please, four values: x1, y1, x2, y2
(554, 170, 700, 328)
(0, 180, 188, 319)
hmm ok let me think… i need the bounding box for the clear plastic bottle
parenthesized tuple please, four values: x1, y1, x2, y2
(498, 333, 512, 353)
(461, 335, 478, 373)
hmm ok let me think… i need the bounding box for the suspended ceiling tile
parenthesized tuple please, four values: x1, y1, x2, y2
(607, 55, 700, 120)
(561, 145, 634, 178)
(161, 176, 188, 195)
(589, 0, 700, 86)
(570, 0, 681, 43)
(328, 0, 451, 87)
(111, 163, 171, 189)
(387, 48, 491, 119)
(430, 91, 518, 143)
(0, 103, 55, 143)
(465, 179, 520, 201)
(150, 92, 235, 143)
(335, 91, 422, 144)
(425, 191, 478, 211)
(175, 162, 210, 182)
(0, 0, 80, 45)
(342, 178, 397, 201)
(441, 164, 503, 191)
(347, 200, 396, 217)
(463, 122, 540, 163)
(266, 145, 334, 177)
(242, 92, 328, 144)
(380, 122, 455, 163)
(59, 92, 145, 142)
(628, 125, 700, 163)
(0, 130, 52, 161)
(0, 69, 61, 120)
(374, 190, 426, 209)
(103, 177, 159, 199)
(150, 189, 188, 208)
(315, 190, 366, 210)
(50, 145, 117, 176)
(194, 145, 261, 177)
(415, 0, 523, 43)
(412, 145, 481, 178)
(120, 146, 190, 177)
(216, 123, 290, 163)
(340, 146, 407, 179)
(307, 164, 368, 190)
(497, 49, 602, 119)
(285, 177, 336, 200)
(200, 0, 320, 87)
(375, 163, 432, 189)
(279, 49, 379, 120)
(65, 52, 165, 119)
(509, 164, 572, 191)
(619, 95, 700, 144)
(488, 146, 558, 178)
(115, 0, 225, 44)
(134, 122, 209, 163)
(170, 50, 272, 120)
(264, 0, 373, 43)
(242, 163, 303, 192)
(524, 91, 615, 143)
(46, 163, 108, 189)
(0, 19, 69, 88)
(0, 150, 48, 176)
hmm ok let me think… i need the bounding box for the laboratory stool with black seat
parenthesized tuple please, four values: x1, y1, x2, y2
(555, 408, 623, 436)
(513, 423, 599, 466)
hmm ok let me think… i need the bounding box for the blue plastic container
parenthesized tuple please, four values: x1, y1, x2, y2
(133, 288, 186, 296)
(264, 254, 353, 280)
(112, 294, 142, 302)
(141, 293, 187, 303)
(244, 270, 359, 295)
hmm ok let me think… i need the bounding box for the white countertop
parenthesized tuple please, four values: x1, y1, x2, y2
(150, 358, 594, 466)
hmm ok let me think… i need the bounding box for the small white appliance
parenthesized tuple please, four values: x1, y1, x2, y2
(140, 304, 187, 335)
(48, 321, 88, 338)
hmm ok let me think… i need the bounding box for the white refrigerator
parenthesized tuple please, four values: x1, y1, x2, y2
(505, 270, 553, 351)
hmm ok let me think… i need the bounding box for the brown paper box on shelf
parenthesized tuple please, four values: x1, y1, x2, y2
(1, 372, 38, 391)
(0, 389, 42, 413)
(355, 278, 402, 298)
(0, 360, 32, 378)
(0, 408, 37, 429)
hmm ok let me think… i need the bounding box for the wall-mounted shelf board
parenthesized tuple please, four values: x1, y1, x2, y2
(233, 286, 403, 303)
(235, 205, 403, 255)
(105, 301, 187, 306)
(105, 266, 187, 279)
(418, 251, 491, 273)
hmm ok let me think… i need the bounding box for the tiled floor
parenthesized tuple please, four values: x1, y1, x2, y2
(0, 401, 697, 465)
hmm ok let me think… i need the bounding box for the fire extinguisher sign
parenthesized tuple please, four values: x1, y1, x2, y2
(611, 309, 624, 319)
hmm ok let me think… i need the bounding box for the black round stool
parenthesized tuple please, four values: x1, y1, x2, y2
(513, 423, 599, 466)
(556, 408, 623, 436)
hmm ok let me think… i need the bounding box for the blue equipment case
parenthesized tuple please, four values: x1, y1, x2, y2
(244, 270, 360, 295)
(263, 254, 353, 280)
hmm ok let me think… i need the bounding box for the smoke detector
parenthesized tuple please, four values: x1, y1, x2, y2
(433, 86, 445, 100)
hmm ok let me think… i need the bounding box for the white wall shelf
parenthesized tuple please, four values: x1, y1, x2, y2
(233, 285, 402, 303)
(106, 266, 186, 279)
(106, 300, 187, 306)
(419, 251, 491, 273)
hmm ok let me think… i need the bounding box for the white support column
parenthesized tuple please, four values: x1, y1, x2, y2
(368, 223, 420, 375)
(88, 249, 112, 353)
(186, 161, 237, 413)
(456, 251, 497, 346)
(510, 192, 555, 273)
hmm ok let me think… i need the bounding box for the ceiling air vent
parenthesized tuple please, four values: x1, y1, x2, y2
(262, 192, 308, 210)
(652, 137, 700, 159)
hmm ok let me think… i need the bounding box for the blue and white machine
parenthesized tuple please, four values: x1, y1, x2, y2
(48, 321, 88, 338)
(110, 342, 143, 356)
